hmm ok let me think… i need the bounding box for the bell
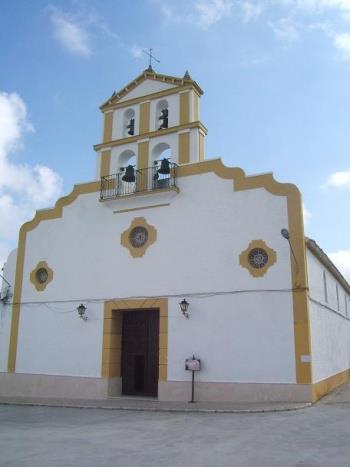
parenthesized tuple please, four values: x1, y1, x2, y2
(158, 158, 170, 175)
(122, 165, 136, 183)
(126, 118, 135, 136)
(158, 109, 168, 129)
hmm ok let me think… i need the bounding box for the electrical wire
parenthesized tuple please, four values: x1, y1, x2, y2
(5, 286, 308, 309)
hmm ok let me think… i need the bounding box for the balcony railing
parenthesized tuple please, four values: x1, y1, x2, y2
(100, 163, 178, 201)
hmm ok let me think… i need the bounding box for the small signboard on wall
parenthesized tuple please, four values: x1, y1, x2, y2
(185, 355, 201, 403)
(185, 357, 201, 371)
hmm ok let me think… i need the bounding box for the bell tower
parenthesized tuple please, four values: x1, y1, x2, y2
(94, 68, 207, 179)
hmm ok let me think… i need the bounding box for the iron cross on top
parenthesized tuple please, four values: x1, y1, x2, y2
(143, 48, 160, 70)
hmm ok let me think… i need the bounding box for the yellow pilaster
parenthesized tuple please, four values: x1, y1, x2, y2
(137, 141, 149, 170)
(138, 141, 149, 191)
(139, 102, 150, 134)
(179, 132, 190, 164)
(103, 112, 113, 143)
(8, 304, 20, 372)
(193, 93, 199, 121)
(199, 132, 205, 161)
(100, 150, 111, 177)
(180, 92, 190, 125)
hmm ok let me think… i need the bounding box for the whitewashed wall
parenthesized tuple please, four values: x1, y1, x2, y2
(13, 167, 296, 382)
(0, 249, 17, 372)
(307, 249, 350, 382)
(118, 80, 176, 102)
(167, 294, 295, 384)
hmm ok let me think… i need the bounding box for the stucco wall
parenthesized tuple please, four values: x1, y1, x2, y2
(0, 249, 17, 372)
(12, 168, 296, 383)
(118, 79, 176, 102)
(307, 249, 350, 383)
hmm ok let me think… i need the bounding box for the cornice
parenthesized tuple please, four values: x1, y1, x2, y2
(306, 238, 350, 295)
(100, 84, 202, 112)
(94, 121, 208, 152)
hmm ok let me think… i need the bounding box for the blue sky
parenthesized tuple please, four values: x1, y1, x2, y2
(0, 0, 349, 278)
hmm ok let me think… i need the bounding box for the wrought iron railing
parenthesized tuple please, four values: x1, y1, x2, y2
(100, 162, 178, 200)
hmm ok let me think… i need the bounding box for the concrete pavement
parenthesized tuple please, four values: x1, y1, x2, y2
(2, 384, 350, 466)
(1, 400, 350, 466)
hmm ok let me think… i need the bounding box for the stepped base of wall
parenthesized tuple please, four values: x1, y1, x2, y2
(0, 373, 109, 400)
(1, 371, 349, 402)
(158, 381, 312, 402)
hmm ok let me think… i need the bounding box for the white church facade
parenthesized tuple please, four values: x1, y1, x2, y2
(1, 68, 350, 403)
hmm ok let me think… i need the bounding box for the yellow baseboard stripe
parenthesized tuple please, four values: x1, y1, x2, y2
(312, 369, 350, 402)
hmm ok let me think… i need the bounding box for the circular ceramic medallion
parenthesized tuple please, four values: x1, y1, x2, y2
(129, 226, 148, 248)
(36, 267, 48, 284)
(248, 248, 269, 269)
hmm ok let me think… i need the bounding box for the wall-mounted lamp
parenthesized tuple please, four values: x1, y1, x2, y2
(281, 228, 299, 272)
(179, 299, 190, 319)
(77, 303, 88, 321)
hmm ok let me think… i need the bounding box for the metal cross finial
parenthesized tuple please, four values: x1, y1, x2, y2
(142, 48, 160, 71)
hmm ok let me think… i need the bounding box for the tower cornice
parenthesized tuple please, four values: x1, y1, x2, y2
(93, 121, 208, 152)
(100, 72, 203, 111)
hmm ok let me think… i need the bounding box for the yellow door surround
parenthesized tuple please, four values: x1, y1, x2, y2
(101, 298, 168, 382)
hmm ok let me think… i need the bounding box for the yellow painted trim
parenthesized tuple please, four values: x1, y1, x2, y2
(177, 159, 312, 384)
(101, 84, 202, 112)
(100, 150, 111, 177)
(101, 298, 168, 382)
(7, 181, 100, 372)
(94, 121, 208, 152)
(8, 158, 311, 385)
(114, 203, 170, 214)
(178, 132, 190, 164)
(312, 369, 350, 402)
(29, 261, 53, 292)
(120, 217, 157, 258)
(103, 112, 113, 143)
(193, 93, 199, 121)
(139, 102, 150, 135)
(180, 92, 190, 125)
(137, 141, 149, 192)
(198, 132, 205, 161)
(100, 72, 203, 112)
(137, 141, 149, 170)
(239, 240, 277, 278)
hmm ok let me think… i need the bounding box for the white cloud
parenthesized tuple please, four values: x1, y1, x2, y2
(49, 7, 91, 56)
(326, 169, 350, 188)
(154, 0, 233, 28)
(303, 203, 312, 225)
(131, 45, 144, 59)
(0, 92, 62, 267)
(271, 0, 350, 59)
(240, 1, 263, 22)
(195, 0, 233, 28)
(270, 17, 300, 42)
(333, 32, 350, 58)
(328, 250, 350, 281)
(279, 0, 350, 13)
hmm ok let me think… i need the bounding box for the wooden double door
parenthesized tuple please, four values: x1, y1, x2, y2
(121, 310, 159, 397)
